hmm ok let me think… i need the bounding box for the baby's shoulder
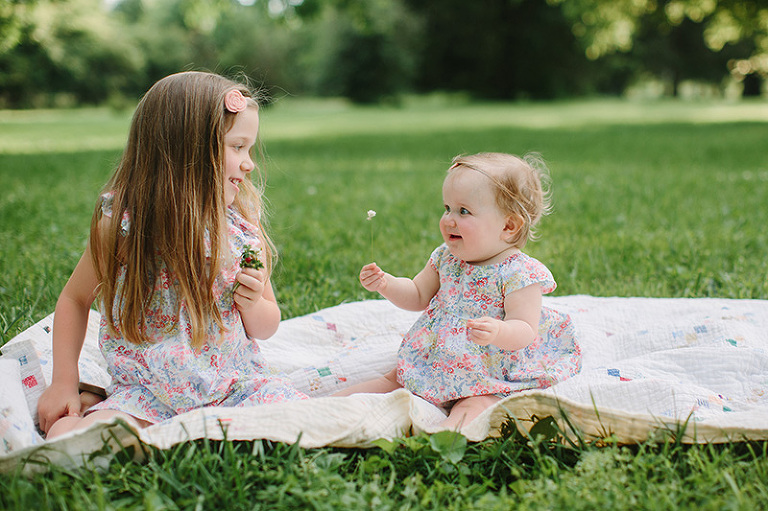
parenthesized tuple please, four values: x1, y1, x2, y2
(499, 252, 556, 294)
(428, 243, 451, 268)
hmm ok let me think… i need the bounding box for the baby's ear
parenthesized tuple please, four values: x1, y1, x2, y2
(502, 214, 524, 242)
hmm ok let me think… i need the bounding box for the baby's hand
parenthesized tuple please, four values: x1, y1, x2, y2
(360, 262, 387, 293)
(466, 317, 502, 346)
(234, 267, 266, 312)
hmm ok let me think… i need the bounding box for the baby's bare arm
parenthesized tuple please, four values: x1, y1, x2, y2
(360, 262, 439, 312)
(467, 284, 541, 350)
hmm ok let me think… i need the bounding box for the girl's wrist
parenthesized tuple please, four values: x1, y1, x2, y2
(51, 363, 80, 385)
(50, 374, 80, 389)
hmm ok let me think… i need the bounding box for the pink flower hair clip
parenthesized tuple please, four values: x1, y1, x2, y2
(224, 89, 248, 113)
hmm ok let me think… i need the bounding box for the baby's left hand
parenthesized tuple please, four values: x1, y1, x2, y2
(466, 317, 502, 346)
(233, 268, 266, 312)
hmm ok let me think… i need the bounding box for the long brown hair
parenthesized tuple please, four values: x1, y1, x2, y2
(91, 71, 273, 349)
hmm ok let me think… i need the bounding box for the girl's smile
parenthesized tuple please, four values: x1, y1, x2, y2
(223, 107, 260, 206)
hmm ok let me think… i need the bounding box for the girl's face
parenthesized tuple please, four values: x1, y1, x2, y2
(439, 168, 517, 265)
(223, 107, 259, 206)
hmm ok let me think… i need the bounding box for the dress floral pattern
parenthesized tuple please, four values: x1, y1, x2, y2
(397, 244, 581, 406)
(87, 193, 307, 424)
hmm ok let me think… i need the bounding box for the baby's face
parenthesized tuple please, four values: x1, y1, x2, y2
(439, 167, 516, 265)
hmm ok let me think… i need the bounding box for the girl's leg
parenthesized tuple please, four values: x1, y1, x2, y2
(46, 409, 151, 439)
(333, 368, 402, 397)
(441, 395, 501, 430)
(79, 390, 105, 414)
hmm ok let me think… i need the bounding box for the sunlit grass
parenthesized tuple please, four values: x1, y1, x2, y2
(2, 98, 767, 327)
(262, 96, 768, 139)
(1, 98, 767, 508)
(3, 97, 768, 154)
(0, 108, 133, 154)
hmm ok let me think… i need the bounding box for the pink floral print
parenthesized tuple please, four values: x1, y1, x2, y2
(87, 193, 307, 424)
(396, 244, 581, 406)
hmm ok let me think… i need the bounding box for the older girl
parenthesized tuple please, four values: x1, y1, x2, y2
(38, 72, 307, 438)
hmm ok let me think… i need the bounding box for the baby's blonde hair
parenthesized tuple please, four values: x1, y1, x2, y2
(449, 152, 551, 248)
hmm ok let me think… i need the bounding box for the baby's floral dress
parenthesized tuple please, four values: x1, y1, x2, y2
(86, 193, 307, 424)
(397, 244, 581, 406)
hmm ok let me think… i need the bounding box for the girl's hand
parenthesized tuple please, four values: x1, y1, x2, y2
(233, 267, 267, 313)
(360, 262, 387, 293)
(466, 317, 503, 346)
(37, 382, 82, 435)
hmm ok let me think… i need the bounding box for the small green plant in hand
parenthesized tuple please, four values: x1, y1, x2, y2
(240, 246, 264, 270)
(233, 246, 263, 292)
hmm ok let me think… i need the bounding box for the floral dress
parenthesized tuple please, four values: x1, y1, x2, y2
(86, 193, 307, 424)
(397, 244, 581, 406)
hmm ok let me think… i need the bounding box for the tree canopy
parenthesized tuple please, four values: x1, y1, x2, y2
(0, 0, 764, 108)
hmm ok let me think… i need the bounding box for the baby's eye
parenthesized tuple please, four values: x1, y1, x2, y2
(444, 205, 450, 214)
(460, 207, 470, 215)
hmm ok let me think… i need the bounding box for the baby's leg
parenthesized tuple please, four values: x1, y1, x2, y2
(46, 409, 151, 440)
(441, 395, 501, 430)
(333, 368, 402, 397)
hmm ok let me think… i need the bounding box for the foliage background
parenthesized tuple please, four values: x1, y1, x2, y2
(1, 0, 767, 108)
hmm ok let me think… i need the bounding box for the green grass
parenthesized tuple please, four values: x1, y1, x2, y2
(2, 97, 768, 508)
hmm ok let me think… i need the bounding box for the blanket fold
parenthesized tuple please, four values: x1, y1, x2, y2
(2, 296, 767, 473)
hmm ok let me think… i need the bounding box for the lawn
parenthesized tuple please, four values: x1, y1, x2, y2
(1, 97, 768, 508)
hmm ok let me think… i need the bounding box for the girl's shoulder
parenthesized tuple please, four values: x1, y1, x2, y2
(99, 191, 130, 236)
(100, 191, 115, 216)
(227, 206, 262, 249)
(499, 252, 556, 295)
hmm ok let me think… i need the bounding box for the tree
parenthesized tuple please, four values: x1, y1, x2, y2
(301, 0, 422, 102)
(0, 0, 143, 107)
(631, 7, 747, 96)
(403, 0, 597, 99)
(551, 0, 768, 96)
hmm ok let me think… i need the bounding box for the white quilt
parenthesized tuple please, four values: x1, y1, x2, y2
(2, 296, 768, 473)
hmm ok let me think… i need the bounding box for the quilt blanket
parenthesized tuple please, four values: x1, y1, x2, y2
(1, 296, 767, 473)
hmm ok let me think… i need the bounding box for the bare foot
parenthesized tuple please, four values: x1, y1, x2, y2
(333, 368, 402, 397)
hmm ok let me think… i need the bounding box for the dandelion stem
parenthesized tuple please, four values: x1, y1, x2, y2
(366, 209, 376, 262)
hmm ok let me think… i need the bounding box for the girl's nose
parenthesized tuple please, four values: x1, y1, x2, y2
(241, 157, 254, 173)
